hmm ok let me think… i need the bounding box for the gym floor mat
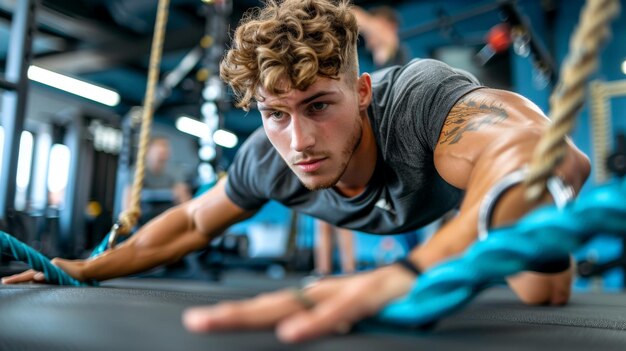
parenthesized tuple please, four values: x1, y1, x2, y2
(1, 282, 625, 351)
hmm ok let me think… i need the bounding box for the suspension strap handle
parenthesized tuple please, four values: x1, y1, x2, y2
(478, 167, 575, 241)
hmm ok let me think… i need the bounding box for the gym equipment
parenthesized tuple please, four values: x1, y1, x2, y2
(524, 0, 620, 200)
(607, 133, 626, 177)
(0, 0, 171, 282)
(576, 132, 626, 282)
(108, 0, 171, 247)
(400, 1, 556, 84)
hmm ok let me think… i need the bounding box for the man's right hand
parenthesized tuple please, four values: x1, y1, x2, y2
(1, 258, 85, 284)
(2, 177, 245, 285)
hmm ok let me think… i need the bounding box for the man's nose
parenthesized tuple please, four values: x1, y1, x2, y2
(290, 116, 315, 152)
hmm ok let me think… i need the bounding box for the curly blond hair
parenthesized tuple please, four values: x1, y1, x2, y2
(220, 0, 359, 111)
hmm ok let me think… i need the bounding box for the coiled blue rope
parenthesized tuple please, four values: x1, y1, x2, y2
(377, 179, 626, 327)
(0, 225, 127, 285)
(0, 231, 97, 286)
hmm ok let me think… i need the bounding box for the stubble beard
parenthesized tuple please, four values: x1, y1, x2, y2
(297, 117, 363, 192)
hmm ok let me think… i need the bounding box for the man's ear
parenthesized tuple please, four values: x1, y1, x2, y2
(357, 73, 372, 111)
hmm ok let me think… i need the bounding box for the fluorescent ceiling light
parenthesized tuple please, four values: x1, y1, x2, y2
(16, 131, 33, 190)
(27, 65, 121, 106)
(47, 144, 71, 193)
(176, 116, 210, 139)
(176, 116, 239, 148)
(213, 129, 238, 148)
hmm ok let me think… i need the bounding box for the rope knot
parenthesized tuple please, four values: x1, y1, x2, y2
(117, 210, 141, 235)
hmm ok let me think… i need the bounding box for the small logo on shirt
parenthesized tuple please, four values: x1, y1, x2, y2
(375, 198, 396, 215)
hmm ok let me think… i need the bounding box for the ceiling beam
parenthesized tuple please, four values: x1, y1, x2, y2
(32, 27, 203, 74)
(0, 0, 129, 43)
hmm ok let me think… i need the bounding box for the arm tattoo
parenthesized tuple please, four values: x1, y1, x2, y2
(438, 97, 509, 145)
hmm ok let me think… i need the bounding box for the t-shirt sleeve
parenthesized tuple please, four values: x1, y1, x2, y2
(394, 59, 483, 151)
(225, 128, 274, 210)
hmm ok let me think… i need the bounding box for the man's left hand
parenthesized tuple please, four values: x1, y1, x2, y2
(182, 264, 415, 343)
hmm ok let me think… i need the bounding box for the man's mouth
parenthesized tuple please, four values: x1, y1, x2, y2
(294, 158, 326, 173)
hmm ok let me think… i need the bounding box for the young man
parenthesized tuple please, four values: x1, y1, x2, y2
(3, 0, 589, 344)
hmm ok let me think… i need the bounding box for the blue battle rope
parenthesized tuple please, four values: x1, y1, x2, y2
(1, 181, 217, 286)
(0, 226, 129, 286)
(0, 231, 97, 286)
(377, 178, 626, 327)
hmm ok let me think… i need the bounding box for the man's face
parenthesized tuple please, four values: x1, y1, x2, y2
(258, 74, 367, 191)
(147, 139, 171, 171)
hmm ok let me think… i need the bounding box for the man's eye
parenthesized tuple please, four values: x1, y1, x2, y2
(269, 111, 284, 120)
(310, 102, 328, 112)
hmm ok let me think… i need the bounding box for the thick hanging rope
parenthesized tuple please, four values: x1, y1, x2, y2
(524, 0, 620, 201)
(115, 0, 171, 238)
(377, 178, 626, 326)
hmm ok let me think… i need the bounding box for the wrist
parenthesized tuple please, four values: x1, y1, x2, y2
(394, 257, 422, 276)
(375, 259, 418, 293)
(52, 258, 87, 281)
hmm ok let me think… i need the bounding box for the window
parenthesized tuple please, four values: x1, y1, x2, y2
(47, 143, 71, 207)
(15, 131, 34, 210)
(0, 126, 4, 174)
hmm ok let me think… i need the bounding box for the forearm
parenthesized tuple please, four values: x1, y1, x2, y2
(411, 142, 588, 303)
(46, 178, 248, 283)
(80, 204, 211, 281)
(409, 176, 548, 265)
(408, 209, 476, 269)
(406, 191, 575, 305)
(408, 166, 582, 305)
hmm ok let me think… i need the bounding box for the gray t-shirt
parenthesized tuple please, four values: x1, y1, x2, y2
(226, 59, 482, 234)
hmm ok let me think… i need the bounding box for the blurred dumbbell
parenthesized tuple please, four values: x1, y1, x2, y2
(211, 234, 249, 257)
(607, 133, 626, 177)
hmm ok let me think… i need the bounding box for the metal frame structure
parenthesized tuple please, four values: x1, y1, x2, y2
(399, 0, 556, 84)
(199, 0, 231, 172)
(590, 79, 626, 183)
(0, 0, 38, 225)
(585, 78, 626, 288)
(112, 45, 204, 218)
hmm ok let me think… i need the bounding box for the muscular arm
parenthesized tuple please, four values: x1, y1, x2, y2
(84, 177, 253, 281)
(3, 177, 253, 283)
(410, 88, 590, 305)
